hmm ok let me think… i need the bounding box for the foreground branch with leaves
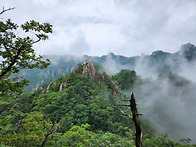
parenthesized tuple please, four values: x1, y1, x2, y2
(0, 17, 52, 98)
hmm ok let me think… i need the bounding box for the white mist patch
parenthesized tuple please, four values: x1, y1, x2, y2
(45, 55, 83, 66)
(102, 44, 196, 143)
(102, 53, 130, 75)
(178, 60, 196, 82)
(102, 54, 120, 75)
(134, 55, 159, 79)
(136, 76, 196, 143)
(69, 31, 90, 57)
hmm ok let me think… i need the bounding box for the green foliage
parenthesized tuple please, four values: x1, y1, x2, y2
(0, 19, 52, 99)
(112, 69, 141, 90)
(1, 63, 195, 146)
(94, 63, 105, 73)
(0, 67, 157, 146)
(53, 124, 135, 147)
(141, 118, 156, 139)
(57, 123, 94, 146)
(143, 133, 195, 147)
(24, 72, 132, 135)
(0, 111, 50, 147)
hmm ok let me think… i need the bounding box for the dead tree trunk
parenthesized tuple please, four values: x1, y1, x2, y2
(130, 93, 142, 147)
(115, 93, 142, 147)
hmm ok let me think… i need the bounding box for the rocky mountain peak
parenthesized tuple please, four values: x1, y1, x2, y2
(180, 43, 195, 50)
(180, 43, 196, 61)
(82, 60, 96, 78)
(151, 50, 169, 57)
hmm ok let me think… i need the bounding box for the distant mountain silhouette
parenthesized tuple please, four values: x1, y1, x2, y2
(19, 43, 196, 92)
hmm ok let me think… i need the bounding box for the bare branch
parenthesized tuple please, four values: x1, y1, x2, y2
(31, 37, 41, 45)
(0, 103, 22, 114)
(41, 106, 65, 147)
(116, 104, 130, 107)
(113, 106, 132, 119)
(121, 99, 131, 101)
(0, 7, 15, 15)
(137, 114, 143, 116)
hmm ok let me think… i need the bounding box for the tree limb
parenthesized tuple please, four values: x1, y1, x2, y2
(0, 7, 15, 15)
(116, 93, 143, 147)
(121, 99, 131, 101)
(2, 43, 13, 60)
(113, 106, 132, 119)
(0, 44, 23, 80)
(41, 106, 65, 147)
(0, 103, 22, 114)
(31, 37, 41, 45)
(130, 93, 142, 147)
(16, 104, 23, 134)
(116, 104, 130, 107)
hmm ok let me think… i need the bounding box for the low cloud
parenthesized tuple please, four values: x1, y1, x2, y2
(69, 31, 90, 56)
(136, 76, 196, 143)
(100, 44, 196, 143)
(1, 0, 196, 56)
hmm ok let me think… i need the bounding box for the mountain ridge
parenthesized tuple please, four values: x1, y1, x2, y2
(19, 43, 196, 92)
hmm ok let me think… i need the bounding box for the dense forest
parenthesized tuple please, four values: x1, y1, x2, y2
(1, 6, 196, 147)
(1, 61, 196, 146)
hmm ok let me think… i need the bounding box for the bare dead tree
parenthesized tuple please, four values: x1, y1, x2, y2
(0, 7, 15, 15)
(115, 93, 142, 147)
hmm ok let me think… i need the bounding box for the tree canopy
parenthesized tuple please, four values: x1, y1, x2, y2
(1, 7, 196, 147)
(0, 14, 52, 98)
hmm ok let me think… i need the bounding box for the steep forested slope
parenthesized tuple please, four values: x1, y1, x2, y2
(1, 61, 195, 146)
(0, 62, 137, 146)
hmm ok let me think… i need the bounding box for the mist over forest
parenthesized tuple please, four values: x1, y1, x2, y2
(1, 27, 196, 145)
(100, 43, 196, 143)
(1, 0, 196, 146)
(14, 43, 196, 144)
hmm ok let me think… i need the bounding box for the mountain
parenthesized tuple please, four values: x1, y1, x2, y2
(0, 61, 157, 146)
(20, 43, 196, 92)
(2, 56, 196, 145)
(179, 43, 196, 61)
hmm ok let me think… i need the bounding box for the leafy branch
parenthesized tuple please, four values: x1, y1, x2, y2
(0, 18, 52, 98)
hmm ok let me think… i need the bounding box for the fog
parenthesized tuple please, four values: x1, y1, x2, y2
(2, 0, 196, 56)
(22, 43, 196, 143)
(102, 53, 132, 75)
(101, 44, 196, 143)
(136, 76, 196, 143)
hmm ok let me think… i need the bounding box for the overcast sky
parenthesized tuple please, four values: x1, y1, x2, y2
(1, 0, 196, 57)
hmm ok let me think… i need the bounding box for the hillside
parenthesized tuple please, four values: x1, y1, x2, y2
(0, 61, 150, 146)
(1, 60, 196, 146)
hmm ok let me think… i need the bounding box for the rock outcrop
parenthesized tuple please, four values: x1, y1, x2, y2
(112, 81, 121, 96)
(82, 60, 96, 78)
(59, 79, 68, 91)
